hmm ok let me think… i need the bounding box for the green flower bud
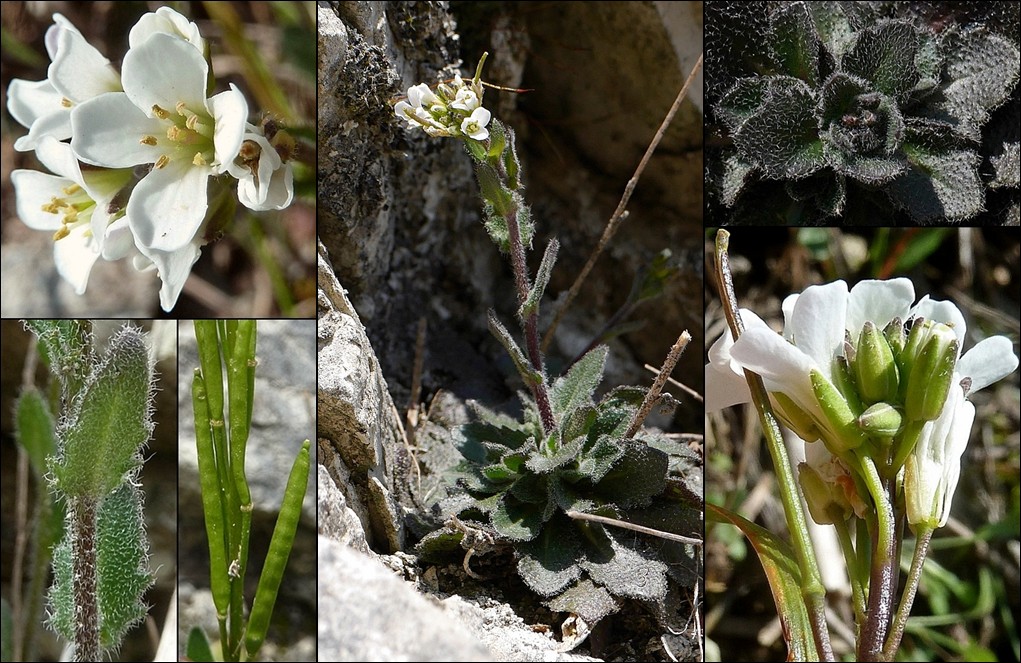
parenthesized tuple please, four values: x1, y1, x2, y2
(833, 356, 864, 416)
(810, 369, 868, 453)
(883, 317, 906, 359)
(904, 322, 959, 422)
(854, 321, 900, 404)
(858, 402, 903, 437)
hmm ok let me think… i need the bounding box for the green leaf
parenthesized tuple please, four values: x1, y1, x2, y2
(95, 483, 152, 649)
(805, 1, 856, 62)
(488, 311, 543, 388)
(519, 239, 559, 319)
(526, 433, 586, 474)
(885, 141, 984, 223)
(415, 527, 467, 563)
(593, 441, 668, 508)
(769, 2, 820, 87)
(842, 20, 922, 99)
(579, 525, 668, 602)
(734, 76, 825, 179)
(502, 124, 521, 188)
(487, 119, 507, 161)
(936, 27, 1020, 141)
(24, 320, 92, 398)
(572, 435, 625, 483)
(14, 386, 57, 482)
(186, 627, 215, 662)
(517, 516, 582, 596)
(547, 578, 621, 624)
(707, 503, 815, 662)
(492, 494, 544, 542)
(465, 136, 488, 163)
(551, 346, 608, 421)
(53, 326, 154, 499)
(455, 421, 530, 464)
(717, 78, 770, 134)
(475, 162, 513, 216)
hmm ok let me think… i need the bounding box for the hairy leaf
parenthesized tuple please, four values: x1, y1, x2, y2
(492, 494, 544, 542)
(735, 76, 825, 179)
(937, 27, 1021, 140)
(547, 578, 621, 624)
(551, 345, 608, 421)
(842, 20, 922, 99)
(770, 2, 820, 87)
(594, 441, 669, 508)
(14, 386, 57, 481)
(517, 516, 582, 596)
(717, 78, 770, 133)
(886, 140, 984, 222)
(570, 434, 626, 484)
(580, 526, 669, 603)
(519, 239, 559, 319)
(721, 153, 756, 206)
(488, 311, 543, 387)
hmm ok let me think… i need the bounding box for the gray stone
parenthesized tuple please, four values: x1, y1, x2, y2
(317, 537, 494, 662)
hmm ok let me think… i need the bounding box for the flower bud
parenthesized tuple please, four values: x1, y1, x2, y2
(833, 356, 864, 416)
(772, 391, 821, 442)
(854, 321, 899, 404)
(810, 369, 868, 452)
(857, 402, 903, 437)
(883, 317, 906, 358)
(904, 322, 959, 422)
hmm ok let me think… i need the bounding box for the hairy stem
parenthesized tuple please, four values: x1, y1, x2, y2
(857, 455, 896, 661)
(72, 496, 99, 663)
(882, 527, 933, 660)
(714, 230, 834, 662)
(501, 177, 555, 435)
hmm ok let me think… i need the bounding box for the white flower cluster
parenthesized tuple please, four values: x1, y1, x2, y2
(393, 74, 491, 141)
(8, 8, 295, 311)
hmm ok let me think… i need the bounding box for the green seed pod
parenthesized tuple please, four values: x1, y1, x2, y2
(244, 440, 310, 660)
(853, 321, 899, 404)
(905, 325, 958, 422)
(192, 370, 230, 616)
(52, 326, 153, 499)
(857, 402, 904, 438)
(810, 369, 868, 453)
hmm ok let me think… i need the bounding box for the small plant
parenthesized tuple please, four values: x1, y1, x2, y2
(395, 56, 702, 639)
(189, 320, 310, 662)
(706, 1, 1020, 224)
(20, 320, 156, 662)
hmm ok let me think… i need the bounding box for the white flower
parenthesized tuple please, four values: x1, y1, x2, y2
(451, 87, 481, 112)
(6, 13, 121, 152)
(10, 137, 134, 294)
(70, 33, 248, 254)
(226, 125, 295, 211)
(460, 107, 491, 141)
(706, 278, 1018, 527)
(129, 6, 205, 53)
(132, 242, 202, 312)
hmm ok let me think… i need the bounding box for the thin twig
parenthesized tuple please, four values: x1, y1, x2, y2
(625, 331, 691, 438)
(643, 363, 704, 403)
(566, 510, 702, 546)
(542, 53, 704, 352)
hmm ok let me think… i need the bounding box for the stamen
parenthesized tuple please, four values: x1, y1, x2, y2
(63, 206, 78, 223)
(176, 101, 190, 116)
(61, 184, 82, 196)
(154, 155, 170, 169)
(140, 135, 158, 146)
(192, 152, 207, 166)
(41, 198, 64, 214)
(61, 97, 73, 108)
(186, 114, 200, 131)
(167, 126, 184, 141)
(53, 226, 71, 241)
(152, 104, 170, 119)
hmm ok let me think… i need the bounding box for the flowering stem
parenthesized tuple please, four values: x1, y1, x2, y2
(714, 230, 834, 662)
(831, 510, 867, 626)
(493, 151, 556, 436)
(882, 527, 933, 659)
(71, 496, 99, 663)
(857, 454, 896, 661)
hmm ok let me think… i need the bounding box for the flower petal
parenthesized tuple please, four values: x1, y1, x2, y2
(958, 336, 1019, 394)
(128, 159, 209, 252)
(122, 33, 208, 116)
(789, 280, 848, 379)
(730, 326, 819, 418)
(71, 92, 164, 167)
(911, 296, 966, 347)
(209, 84, 248, 173)
(47, 20, 120, 102)
(846, 278, 914, 333)
(129, 6, 205, 53)
(11, 170, 66, 230)
(140, 242, 202, 311)
(52, 223, 101, 295)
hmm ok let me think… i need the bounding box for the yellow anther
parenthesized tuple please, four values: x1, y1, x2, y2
(186, 114, 200, 131)
(61, 184, 82, 196)
(53, 226, 71, 241)
(63, 206, 78, 223)
(140, 135, 158, 146)
(155, 154, 170, 169)
(152, 104, 170, 119)
(41, 198, 64, 214)
(192, 152, 207, 166)
(61, 97, 73, 108)
(176, 101, 189, 116)
(167, 126, 183, 141)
